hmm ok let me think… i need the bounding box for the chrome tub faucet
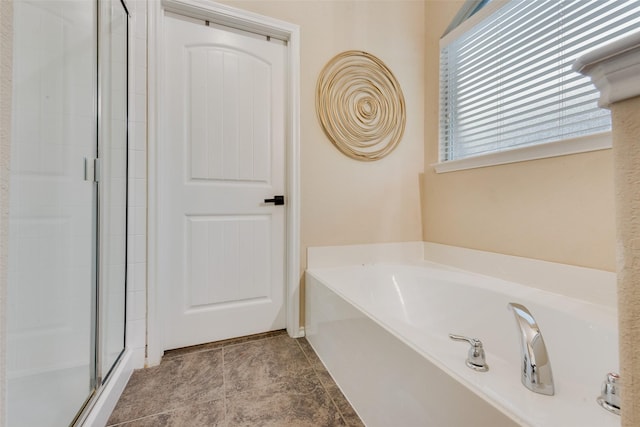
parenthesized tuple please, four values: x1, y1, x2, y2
(507, 302, 555, 396)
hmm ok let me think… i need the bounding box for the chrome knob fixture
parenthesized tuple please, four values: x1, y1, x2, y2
(449, 334, 489, 372)
(597, 372, 621, 415)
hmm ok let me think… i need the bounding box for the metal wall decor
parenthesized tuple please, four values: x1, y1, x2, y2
(316, 50, 406, 161)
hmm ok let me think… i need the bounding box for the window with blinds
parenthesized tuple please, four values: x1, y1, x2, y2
(439, 0, 640, 163)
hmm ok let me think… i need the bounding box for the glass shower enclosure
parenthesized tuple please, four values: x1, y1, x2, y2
(7, 0, 129, 425)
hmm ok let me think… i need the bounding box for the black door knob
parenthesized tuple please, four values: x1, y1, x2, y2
(264, 195, 285, 206)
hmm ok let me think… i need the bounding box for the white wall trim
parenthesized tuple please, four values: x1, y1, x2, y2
(147, 0, 302, 366)
(285, 20, 303, 339)
(439, 0, 507, 48)
(432, 131, 612, 173)
(161, 0, 291, 41)
(574, 31, 640, 108)
(146, 0, 162, 367)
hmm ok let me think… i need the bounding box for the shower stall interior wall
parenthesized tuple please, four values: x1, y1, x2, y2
(7, 0, 128, 425)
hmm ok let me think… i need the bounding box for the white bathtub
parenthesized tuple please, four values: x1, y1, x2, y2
(305, 259, 619, 427)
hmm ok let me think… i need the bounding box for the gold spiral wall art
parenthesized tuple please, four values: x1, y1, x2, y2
(316, 50, 406, 161)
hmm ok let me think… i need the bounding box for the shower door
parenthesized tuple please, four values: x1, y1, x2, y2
(99, 0, 128, 385)
(7, 0, 98, 425)
(7, 0, 129, 425)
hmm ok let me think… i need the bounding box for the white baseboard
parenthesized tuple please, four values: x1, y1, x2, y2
(288, 325, 305, 338)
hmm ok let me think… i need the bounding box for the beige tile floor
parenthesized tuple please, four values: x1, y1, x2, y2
(107, 330, 364, 426)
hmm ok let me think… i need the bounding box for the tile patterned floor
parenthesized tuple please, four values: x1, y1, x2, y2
(107, 331, 364, 426)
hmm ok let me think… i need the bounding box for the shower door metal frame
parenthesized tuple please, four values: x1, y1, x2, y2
(74, 0, 130, 424)
(95, 0, 130, 388)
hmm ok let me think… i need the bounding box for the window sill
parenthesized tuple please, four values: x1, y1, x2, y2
(432, 132, 612, 174)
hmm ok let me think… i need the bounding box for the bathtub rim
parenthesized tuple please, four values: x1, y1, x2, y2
(307, 241, 617, 309)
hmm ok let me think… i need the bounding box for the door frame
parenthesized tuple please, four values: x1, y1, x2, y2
(147, 0, 301, 365)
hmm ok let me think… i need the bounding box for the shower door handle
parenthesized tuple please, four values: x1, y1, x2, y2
(264, 195, 285, 206)
(84, 157, 99, 183)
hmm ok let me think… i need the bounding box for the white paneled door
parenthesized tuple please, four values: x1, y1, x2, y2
(160, 13, 287, 350)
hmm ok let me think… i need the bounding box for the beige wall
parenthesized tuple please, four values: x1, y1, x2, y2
(422, 1, 617, 272)
(221, 0, 426, 271)
(217, 0, 617, 284)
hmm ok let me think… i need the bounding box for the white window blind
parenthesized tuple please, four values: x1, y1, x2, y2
(439, 0, 640, 162)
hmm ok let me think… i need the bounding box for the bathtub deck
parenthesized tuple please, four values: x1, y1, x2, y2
(106, 331, 363, 426)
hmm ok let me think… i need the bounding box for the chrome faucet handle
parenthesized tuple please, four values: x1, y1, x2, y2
(597, 372, 621, 415)
(449, 334, 489, 372)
